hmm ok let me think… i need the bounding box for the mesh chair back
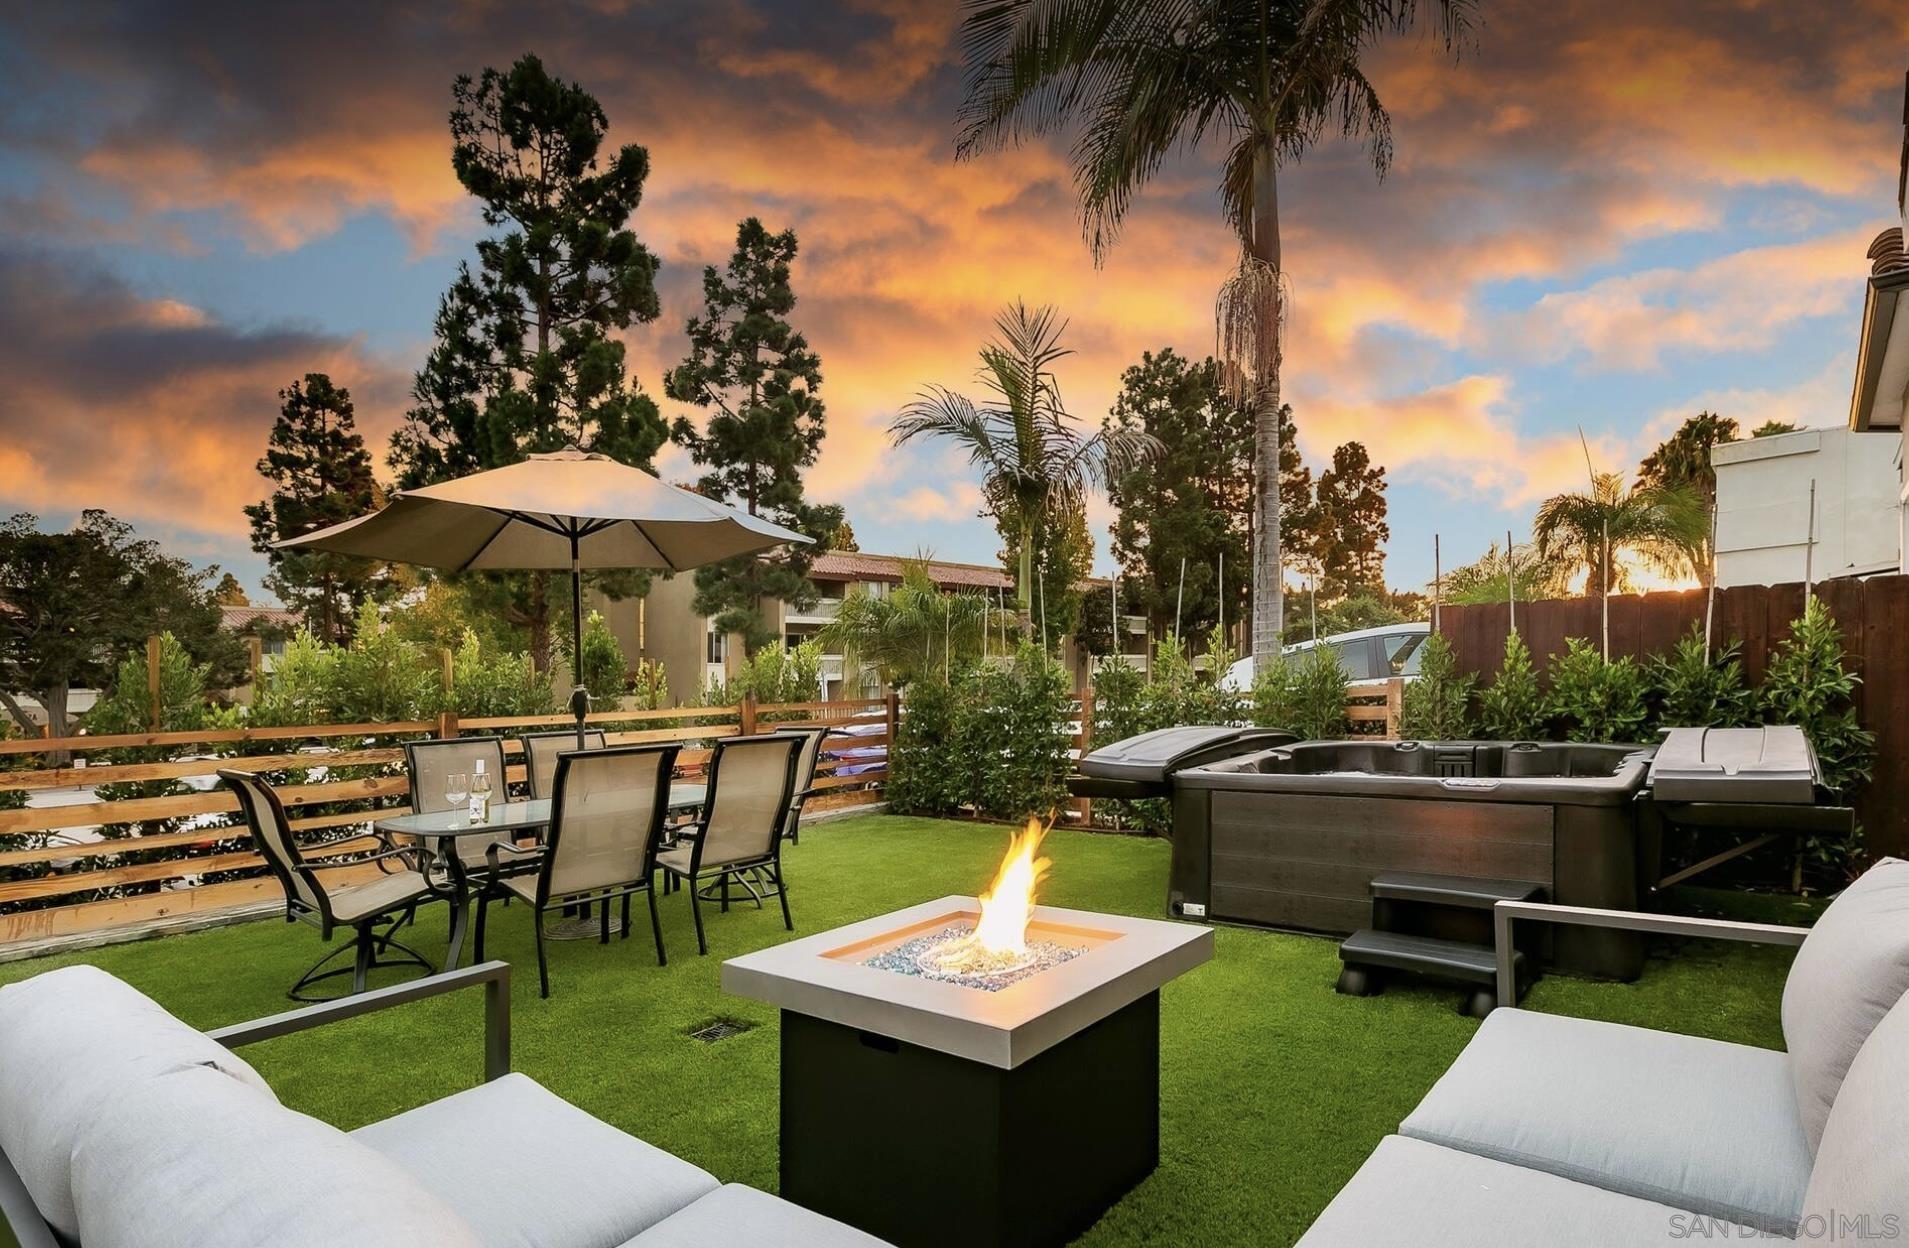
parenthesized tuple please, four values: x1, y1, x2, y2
(521, 730, 607, 800)
(219, 770, 322, 912)
(406, 737, 510, 867)
(545, 746, 678, 900)
(775, 728, 829, 838)
(698, 735, 801, 868)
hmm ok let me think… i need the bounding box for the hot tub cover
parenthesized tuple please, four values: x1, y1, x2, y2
(1647, 727, 1821, 805)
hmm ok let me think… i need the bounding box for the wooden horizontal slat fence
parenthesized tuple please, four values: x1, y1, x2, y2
(1437, 573, 1909, 857)
(0, 695, 893, 948)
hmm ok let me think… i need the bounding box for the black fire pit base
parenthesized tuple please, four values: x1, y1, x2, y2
(779, 989, 1161, 1248)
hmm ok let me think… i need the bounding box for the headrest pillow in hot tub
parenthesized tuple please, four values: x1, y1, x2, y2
(1647, 725, 1822, 805)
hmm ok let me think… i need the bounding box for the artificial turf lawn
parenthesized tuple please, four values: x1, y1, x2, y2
(0, 815, 1815, 1247)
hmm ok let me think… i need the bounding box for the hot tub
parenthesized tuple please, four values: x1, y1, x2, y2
(1163, 740, 1652, 977)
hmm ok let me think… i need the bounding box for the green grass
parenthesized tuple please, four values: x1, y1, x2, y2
(0, 816, 1803, 1246)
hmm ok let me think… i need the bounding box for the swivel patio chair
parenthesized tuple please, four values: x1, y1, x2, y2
(473, 744, 681, 997)
(656, 734, 802, 956)
(220, 770, 437, 1001)
(773, 727, 830, 844)
(519, 729, 608, 799)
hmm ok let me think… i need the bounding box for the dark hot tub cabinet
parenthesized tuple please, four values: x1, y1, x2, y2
(1073, 725, 1846, 987)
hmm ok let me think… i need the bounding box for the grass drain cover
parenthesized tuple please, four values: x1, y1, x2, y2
(688, 1018, 755, 1044)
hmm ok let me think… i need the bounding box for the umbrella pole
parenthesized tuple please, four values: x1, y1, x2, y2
(570, 530, 589, 750)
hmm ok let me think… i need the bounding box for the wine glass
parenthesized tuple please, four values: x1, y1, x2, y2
(444, 772, 469, 818)
(469, 767, 493, 817)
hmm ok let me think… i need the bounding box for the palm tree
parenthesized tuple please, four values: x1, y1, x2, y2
(818, 560, 997, 688)
(1534, 472, 1709, 654)
(952, 0, 1477, 671)
(1636, 411, 1738, 585)
(890, 302, 1157, 613)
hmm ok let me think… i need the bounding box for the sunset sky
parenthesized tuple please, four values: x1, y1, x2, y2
(1, 1, 1905, 603)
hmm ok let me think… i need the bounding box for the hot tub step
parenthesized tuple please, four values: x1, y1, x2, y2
(1336, 929, 1525, 1017)
(1369, 872, 1546, 910)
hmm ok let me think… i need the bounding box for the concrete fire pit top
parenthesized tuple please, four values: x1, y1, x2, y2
(722, 896, 1213, 1068)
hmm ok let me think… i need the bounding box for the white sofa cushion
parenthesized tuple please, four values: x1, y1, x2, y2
(1399, 1007, 1811, 1235)
(353, 1072, 718, 1248)
(0, 964, 279, 1239)
(1800, 987, 1909, 1241)
(1295, 1135, 1758, 1247)
(71, 1062, 481, 1248)
(1782, 856, 1909, 1152)
(621, 1184, 893, 1247)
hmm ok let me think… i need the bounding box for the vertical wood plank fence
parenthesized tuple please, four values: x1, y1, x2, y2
(1437, 573, 1909, 857)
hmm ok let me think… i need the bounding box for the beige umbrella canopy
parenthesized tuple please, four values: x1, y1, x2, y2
(278, 447, 810, 740)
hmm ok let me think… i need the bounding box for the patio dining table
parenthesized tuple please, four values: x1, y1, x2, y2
(375, 785, 707, 969)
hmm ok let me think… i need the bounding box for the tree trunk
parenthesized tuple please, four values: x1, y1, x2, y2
(1249, 149, 1285, 672)
(1017, 518, 1035, 614)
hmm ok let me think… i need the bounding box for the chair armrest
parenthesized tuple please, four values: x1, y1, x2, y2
(208, 961, 511, 1083)
(1492, 900, 1810, 1007)
(0, 1146, 58, 1248)
(305, 846, 413, 872)
(485, 840, 543, 875)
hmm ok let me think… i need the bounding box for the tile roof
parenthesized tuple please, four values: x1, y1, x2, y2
(809, 551, 1013, 590)
(220, 604, 303, 631)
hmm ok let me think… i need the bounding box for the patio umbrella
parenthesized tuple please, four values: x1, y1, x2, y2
(277, 447, 809, 745)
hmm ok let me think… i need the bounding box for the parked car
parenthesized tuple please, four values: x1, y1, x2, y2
(1220, 622, 1431, 692)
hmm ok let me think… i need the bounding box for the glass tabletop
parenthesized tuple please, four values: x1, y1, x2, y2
(376, 784, 706, 838)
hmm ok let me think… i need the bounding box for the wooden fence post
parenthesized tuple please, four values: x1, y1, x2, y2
(884, 689, 900, 748)
(739, 694, 758, 736)
(1074, 682, 1094, 825)
(245, 636, 263, 688)
(1384, 678, 1404, 739)
(438, 647, 454, 693)
(146, 634, 163, 732)
(436, 711, 459, 740)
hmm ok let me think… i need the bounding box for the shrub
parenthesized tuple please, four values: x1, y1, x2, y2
(250, 630, 338, 727)
(444, 630, 554, 718)
(574, 611, 628, 706)
(1288, 644, 1350, 739)
(628, 658, 670, 711)
(1652, 626, 1755, 729)
(1250, 653, 1300, 732)
(887, 676, 961, 817)
(1762, 599, 1874, 878)
(707, 640, 825, 710)
(1545, 638, 1649, 743)
(1476, 632, 1546, 740)
(953, 645, 1074, 821)
(85, 633, 210, 737)
(327, 600, 437, 723)
(1399, 634, 1474, 739)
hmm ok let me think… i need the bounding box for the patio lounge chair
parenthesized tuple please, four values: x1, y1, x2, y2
(474, 744, 680, 997)
(1295, 857, 1909, 1245)
(0, 961, 892, 1247)
(219, 770, 437, 1001)
(520, 729, 608, 799)
(657, 734, 801, 955)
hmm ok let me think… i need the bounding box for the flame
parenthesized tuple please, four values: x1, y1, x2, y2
(934, 820, 1052, 974)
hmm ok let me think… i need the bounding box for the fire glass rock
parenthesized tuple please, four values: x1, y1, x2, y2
(861, 922, 1083, 992)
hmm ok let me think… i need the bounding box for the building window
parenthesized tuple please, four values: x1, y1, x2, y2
(707, 628, 728, 665)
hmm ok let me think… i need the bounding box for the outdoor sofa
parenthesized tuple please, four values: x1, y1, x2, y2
(0, 960, 890, 1248)
(1297, 857, 1909, 1246)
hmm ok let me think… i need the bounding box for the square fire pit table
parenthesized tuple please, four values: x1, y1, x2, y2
(722, 896, 1213, 1248)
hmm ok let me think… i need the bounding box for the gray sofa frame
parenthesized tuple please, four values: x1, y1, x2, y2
(0, 961, 512, 1248)
(1493, 899, 1810, 1005)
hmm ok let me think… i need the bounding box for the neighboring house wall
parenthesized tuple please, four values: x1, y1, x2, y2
(1713, 428, 1904, 588)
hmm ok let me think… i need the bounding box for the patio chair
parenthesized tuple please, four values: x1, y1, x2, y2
(219, 770, 437, 1001)
(473, 744, 681, 997)
(519, 729, 608, 799)
(657, 734, 802, 956)
(772, 727, 830, 844)
(403, 736, 523, 882)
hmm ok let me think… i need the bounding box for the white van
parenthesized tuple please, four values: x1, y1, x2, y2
(1220, 622, 1431, 692)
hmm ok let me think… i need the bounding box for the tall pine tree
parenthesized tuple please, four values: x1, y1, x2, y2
(1311, 441, 1389, 596)
(244, 373, 385, 642)
(389, 54, 667, 665)
(665, 218, 841, 650)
